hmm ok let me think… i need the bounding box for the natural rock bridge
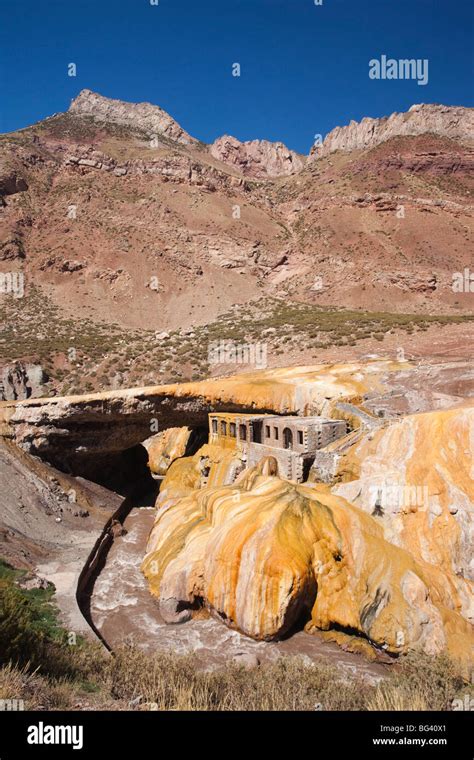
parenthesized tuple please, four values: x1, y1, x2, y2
(0, 361, 406, 486)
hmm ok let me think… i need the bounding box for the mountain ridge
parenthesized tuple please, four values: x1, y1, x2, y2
(68, 88, 198, 146)
(311, 103, 474, 160)
(62, 90, 474, 179)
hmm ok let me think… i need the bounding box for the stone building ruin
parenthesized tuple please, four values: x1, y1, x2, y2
(208, 412, 347, 482)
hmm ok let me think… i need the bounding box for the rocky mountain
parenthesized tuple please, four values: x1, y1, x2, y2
(0, 91, 472, 395)
(210, 134, 305, 177)
(68, 89, 197, 146)
(310, 103, 474, 158)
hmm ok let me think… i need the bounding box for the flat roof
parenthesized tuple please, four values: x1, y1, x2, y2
(209, 412, 272, 420)
(209, 413, 343, 424)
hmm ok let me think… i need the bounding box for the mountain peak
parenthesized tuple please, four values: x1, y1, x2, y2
(68, 89, 197, 146)
(210, 134, 305, 178)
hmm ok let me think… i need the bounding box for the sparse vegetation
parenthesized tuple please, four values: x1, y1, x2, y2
(1, 288, 473, 397)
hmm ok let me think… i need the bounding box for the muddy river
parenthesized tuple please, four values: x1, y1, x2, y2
(89, 503, 389, 683)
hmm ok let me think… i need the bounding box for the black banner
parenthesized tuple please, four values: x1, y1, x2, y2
(0, 710, 471, 757)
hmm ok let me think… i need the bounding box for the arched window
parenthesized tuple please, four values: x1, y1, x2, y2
(283, 427, 293, 449)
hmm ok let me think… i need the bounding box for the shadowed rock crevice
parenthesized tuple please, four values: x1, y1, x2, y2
(275, 577, 318, 641)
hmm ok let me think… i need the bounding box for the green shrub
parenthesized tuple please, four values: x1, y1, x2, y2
(0, 580, 46, 668)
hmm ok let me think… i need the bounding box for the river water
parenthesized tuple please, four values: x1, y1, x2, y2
(89, 505, 390, 683)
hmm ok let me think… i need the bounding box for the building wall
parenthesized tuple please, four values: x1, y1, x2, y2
(208, 412, 265, 451)
(306, 421, 347, 450)
(208, 413, 347, 482)
(261, 418, 347, 453)
(245, 442, 294, 480)
(244, 441, 314, 482)
(309, 451, 341, 484)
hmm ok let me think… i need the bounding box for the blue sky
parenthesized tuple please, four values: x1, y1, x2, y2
(0, 0, 472, 153)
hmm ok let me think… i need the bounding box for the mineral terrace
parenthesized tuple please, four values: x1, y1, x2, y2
(1, 359, 472, 674)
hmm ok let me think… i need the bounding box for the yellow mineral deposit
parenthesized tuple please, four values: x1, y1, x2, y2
(142, 454, 473, 669)
(334, 404, 474, 586)
(144, 426, 193, 477)
(67, 359, 469, 672)
(165, 359, 408, 416)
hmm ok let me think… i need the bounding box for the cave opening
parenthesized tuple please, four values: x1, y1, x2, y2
(54, 423, 210, 498)
(276, 578, 318, 641)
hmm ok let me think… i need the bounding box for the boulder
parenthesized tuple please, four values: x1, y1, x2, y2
(143, 426, 193, 477)
(231, 652, 260, 669)
(159, 597, 192, 624)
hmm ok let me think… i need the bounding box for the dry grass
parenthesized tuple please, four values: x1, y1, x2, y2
(0, 561, 468, 711)
(0, 663, 76, 710)
(106, 646, 369, 711)
(0, 662, 32, 701)
(367, 684, 428, 711)
(0, 644, 468, 712)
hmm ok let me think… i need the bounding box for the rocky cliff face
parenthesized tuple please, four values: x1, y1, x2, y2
(311, 104, 474, 159)
(0, 363, 46, 401)
(68, 89, 197, 146)
(210, 135, 305, 177)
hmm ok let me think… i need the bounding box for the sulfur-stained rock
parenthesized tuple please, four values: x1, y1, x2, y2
(333, 404, 474, 587)
(142, 457, 474, 668)
(143, 426, 193, 477)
